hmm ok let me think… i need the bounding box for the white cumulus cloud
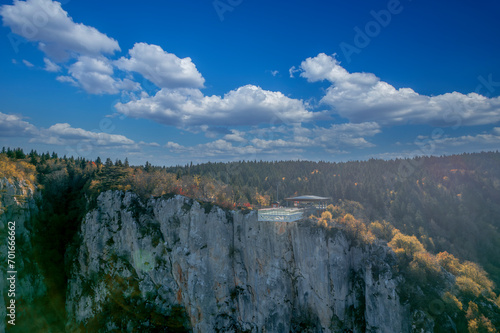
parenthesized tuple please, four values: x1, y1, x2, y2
(299, 53, 500, 126)
(0, 112, 142, 148)
(115, 84, 317, 127)
(0, 112, 38, 137)
(0, 0, 120, 61)
(36, 123, 135, 146)
(66, 56, 140, 94)
(115, 43, 205, 89)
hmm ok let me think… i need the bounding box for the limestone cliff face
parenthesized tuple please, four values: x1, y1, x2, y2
(66, 191, 409, 332)
(0, 178, 45, 332)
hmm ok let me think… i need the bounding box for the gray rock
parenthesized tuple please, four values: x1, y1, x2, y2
(0, 178, 45, 332)
(66, 191, 411, 332)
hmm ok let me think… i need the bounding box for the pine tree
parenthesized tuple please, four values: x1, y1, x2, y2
(14, 148, 26, 159)
(6, 147, 14, 158)
(30, 154, 38, 165)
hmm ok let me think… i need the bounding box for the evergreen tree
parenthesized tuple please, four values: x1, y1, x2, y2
(30, 154, 38, 165)
(6, 147, 14, 158)
(14, 148, 26, 159)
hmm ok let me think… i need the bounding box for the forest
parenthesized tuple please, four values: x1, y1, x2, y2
(1, 147, 500, 331)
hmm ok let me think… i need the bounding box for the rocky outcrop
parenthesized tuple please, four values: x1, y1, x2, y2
(0, 178, 45, 332)
(66, 191, 410, 332)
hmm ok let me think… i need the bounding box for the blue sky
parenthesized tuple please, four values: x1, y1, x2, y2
(1, 0, 499, 166)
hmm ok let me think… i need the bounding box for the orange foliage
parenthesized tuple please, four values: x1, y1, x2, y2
(436, 251, 461, 275)
(0, 155, 37, 191)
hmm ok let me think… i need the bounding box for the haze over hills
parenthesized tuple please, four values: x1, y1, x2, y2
(167, 151, 500, 284)
(1, 148, 500, 331)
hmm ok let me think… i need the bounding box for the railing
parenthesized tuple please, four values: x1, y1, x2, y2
(257, 208, 304, 222)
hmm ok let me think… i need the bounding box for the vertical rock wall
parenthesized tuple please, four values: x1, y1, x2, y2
(66, 191, 409, 332)
(0, 178, 45, 332)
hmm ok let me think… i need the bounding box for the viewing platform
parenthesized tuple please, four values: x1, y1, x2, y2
(257, 195, 331, 222)
(257, 207, 304, 222)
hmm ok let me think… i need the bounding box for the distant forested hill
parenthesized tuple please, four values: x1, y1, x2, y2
(167, 152, 500, 287)
(3, 147, 499, 287)
(2, 147, 500, 287)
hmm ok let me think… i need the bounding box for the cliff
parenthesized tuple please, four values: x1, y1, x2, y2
(4, 153, 500, 331)
(0, 178, 45, 332)
(66, 191, 409, 332)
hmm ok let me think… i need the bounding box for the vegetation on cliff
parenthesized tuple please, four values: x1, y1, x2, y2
(1, 147, 500, 331)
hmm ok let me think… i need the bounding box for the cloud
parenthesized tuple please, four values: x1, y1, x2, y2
(115, 84, 317, 127)
(1, 0, 137, 95)
(166, 139, 260, 157)
(289, 66, 299, 78)
(268, 70, 279, 77)
(0, 112, 140, 148)
(223, 129, 247, 142)
(385, 128, 500, 159)
(65, 56, 140, 94)
(248, 122, 380, 151)
(250, 137, 305, 149)
(433, 130, 500, 147)
(34, 123, 136, 147)
(56, 75, 76, 85)
(299, 53, 500, 126)
(22, 59, 34, 67)
(311, 122, 381, 149)
(198, 125, 231, 138)
(43, 57, 60, 72)
(115, 43, 205, 89)
(0, 112, 38, 136)
(0, 0, 119, 61)
(165, 121, 380, 158)
(139, 141, 160, 147)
